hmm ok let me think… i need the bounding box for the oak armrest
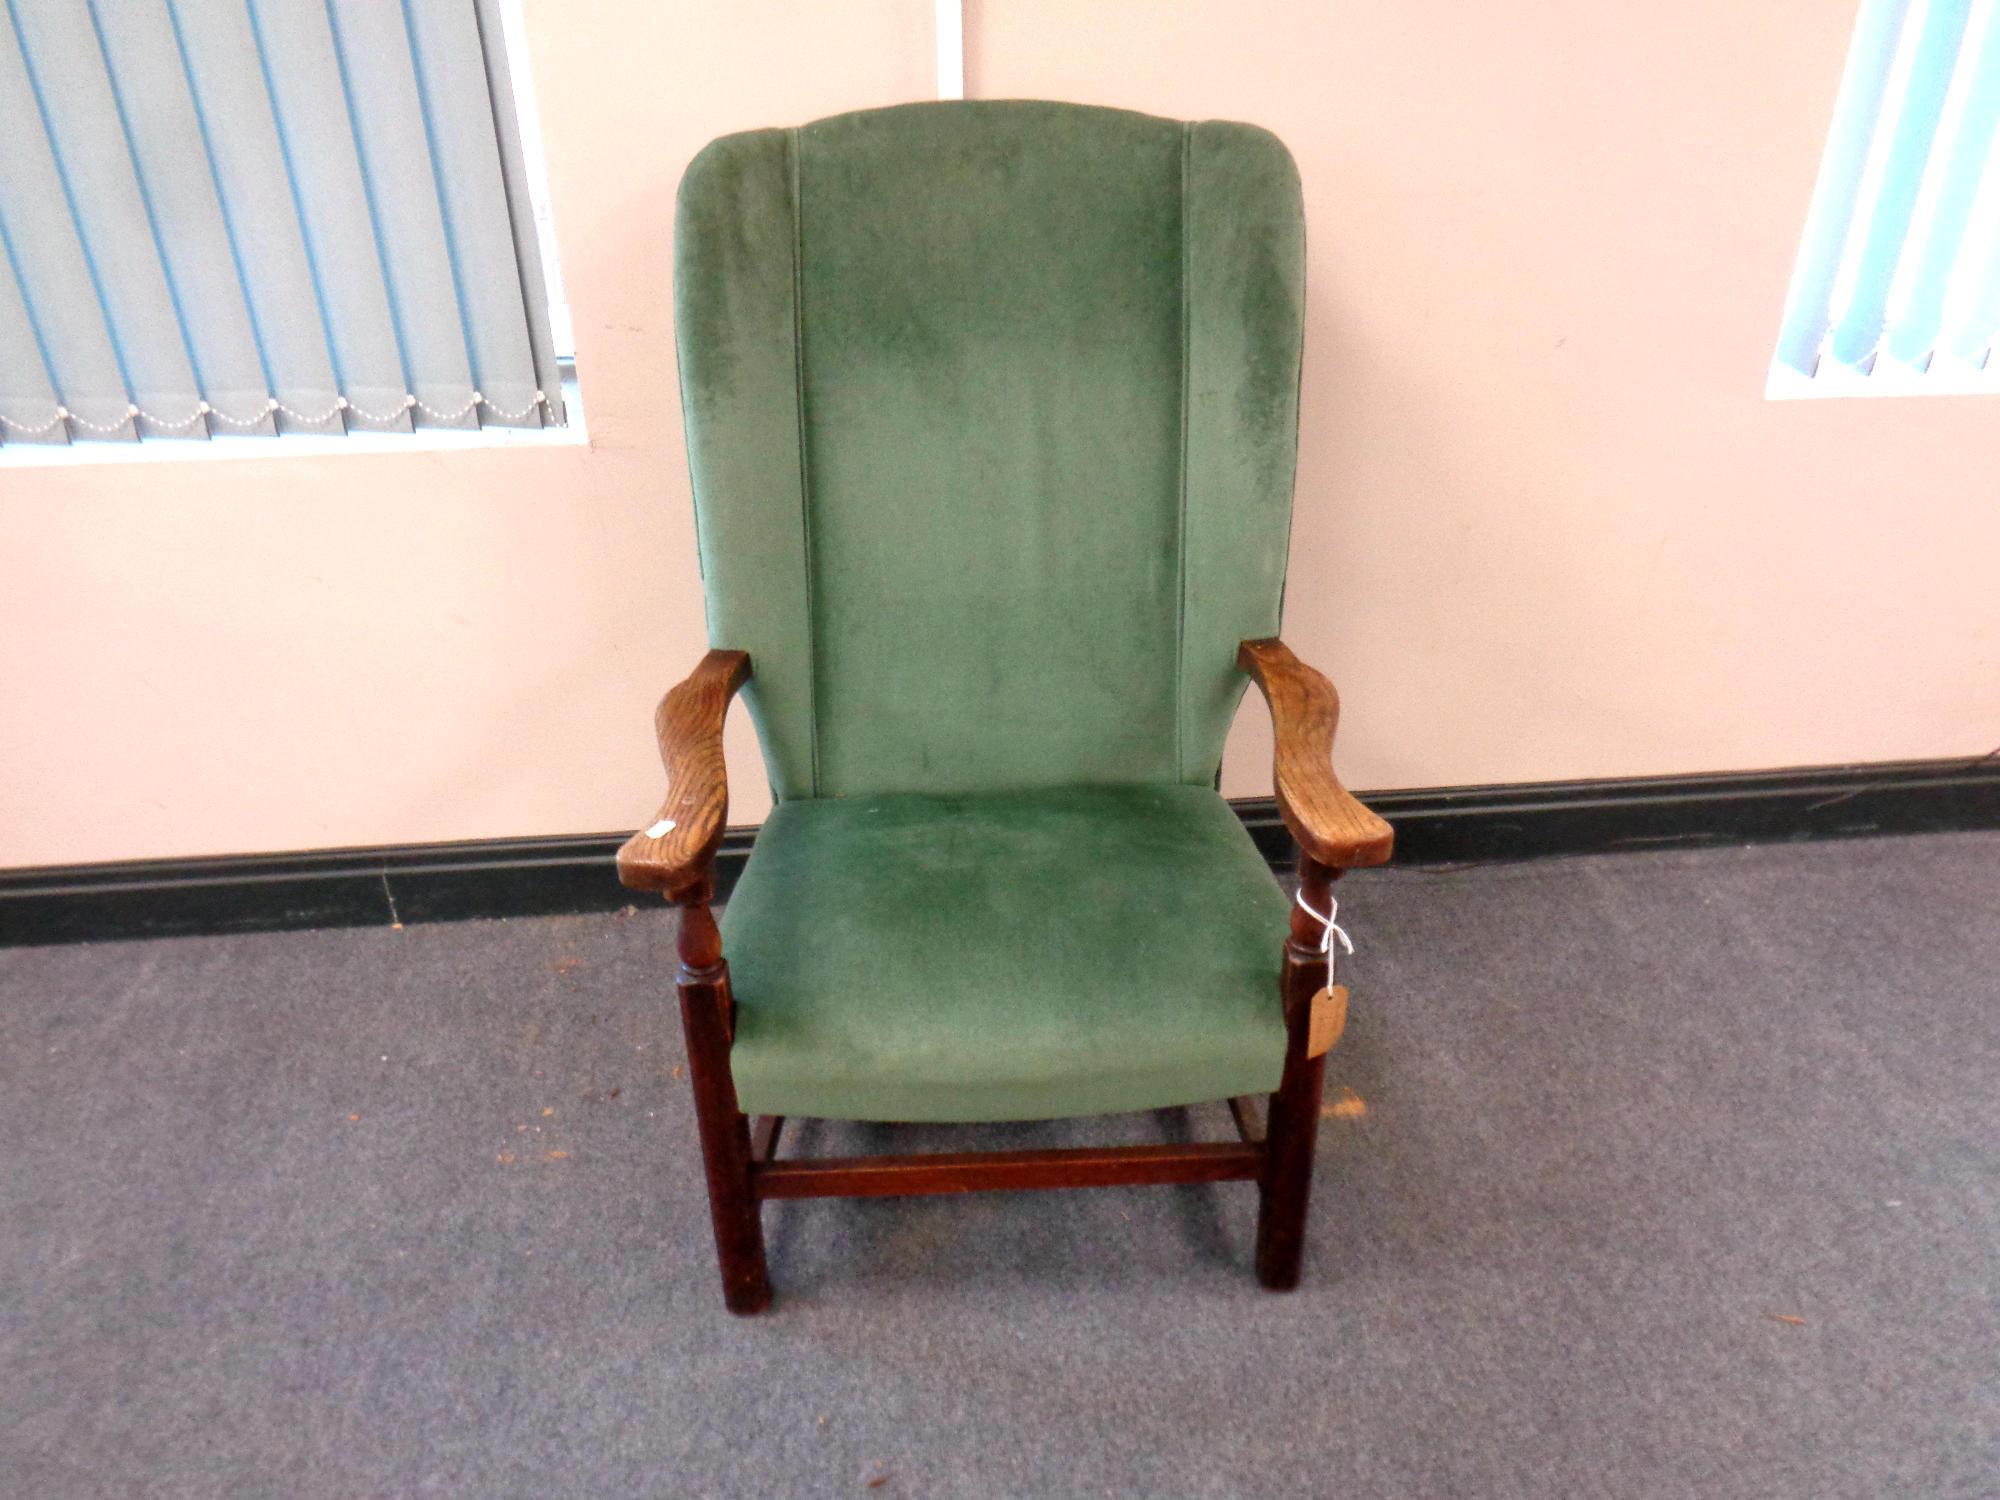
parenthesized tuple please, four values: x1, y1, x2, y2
(616, 649, 751, 901)
(1238, 637, 1394, 869)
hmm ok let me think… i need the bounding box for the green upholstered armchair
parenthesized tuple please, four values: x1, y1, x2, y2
(619, 100, 1392, 1314)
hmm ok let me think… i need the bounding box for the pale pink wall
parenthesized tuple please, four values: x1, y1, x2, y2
(2, 0, 1996, 867)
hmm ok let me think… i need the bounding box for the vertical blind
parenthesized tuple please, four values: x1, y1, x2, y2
(0, 0, 564, 444)
(1775, 0, 2000, 392)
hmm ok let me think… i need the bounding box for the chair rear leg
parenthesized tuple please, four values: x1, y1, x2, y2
(677, 899, 771, 1315)
(1255, 855, 1338, 1290)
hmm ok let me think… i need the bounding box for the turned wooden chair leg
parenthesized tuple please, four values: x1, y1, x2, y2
(676, 894, 772, 1315)
(1255, 854, 1338, 1290)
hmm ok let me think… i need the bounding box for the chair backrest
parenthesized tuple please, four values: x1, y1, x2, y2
(675, 100, 1305, 801)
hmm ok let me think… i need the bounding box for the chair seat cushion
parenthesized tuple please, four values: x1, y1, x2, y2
(721, 784, 1290, 1122)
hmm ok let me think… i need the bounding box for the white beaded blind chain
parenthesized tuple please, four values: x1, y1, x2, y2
(0, 387, 548, 437)
(1294, 888, 1355, 965)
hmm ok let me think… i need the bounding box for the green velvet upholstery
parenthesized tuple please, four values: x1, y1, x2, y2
(723, 786, 1291, 1122)
(673, 101, 1309, 1121)
(676, 101, 1305, 798)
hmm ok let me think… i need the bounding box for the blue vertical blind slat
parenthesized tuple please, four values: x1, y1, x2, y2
(1827, 0, 1971, 367)
(0, 244, 65, 439)
(0, 0, 560, 444)
(249, 0, 416, 429)
(325, 0, 476, 428)
(1775, 0, 1914, 375)
(1885, 6, 2000, 361)
(1777, 0, 2000, 387)
(93, 0, 273, 430)
(1880, 5, 2000, 360)
(408, 0, 540, 425)
(469, 0, 561, 423)
(1943, 154, 2000, 356)
(169, 0, 340, 433)
(1, 0, 135, 436)
(1938, 6, 2000, 359)
(11, 0, 204, 435)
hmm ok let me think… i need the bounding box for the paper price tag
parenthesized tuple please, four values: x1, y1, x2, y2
(1307, 984, 1348, 1058)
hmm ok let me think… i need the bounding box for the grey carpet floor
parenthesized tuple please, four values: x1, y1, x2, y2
(2, 833, 1996, 1499)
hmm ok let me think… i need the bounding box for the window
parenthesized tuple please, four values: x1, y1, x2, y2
(1772, 0, 2000, 397)
(0, 0, 573, 451)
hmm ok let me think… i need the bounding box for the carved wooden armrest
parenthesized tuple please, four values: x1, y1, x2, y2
(616, 649, 751, 902)
(1238, 637, 1394, 870)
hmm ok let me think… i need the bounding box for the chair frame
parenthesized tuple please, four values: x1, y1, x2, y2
(618, 639, 1392, 1314)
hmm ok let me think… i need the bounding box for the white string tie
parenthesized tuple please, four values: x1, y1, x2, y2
(1294, 889, 1354, 960)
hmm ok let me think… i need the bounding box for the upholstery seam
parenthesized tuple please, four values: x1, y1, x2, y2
(1274, 156, 1307, 641)
(1175, 122, 1192, 785)
(788, 127, 821, 797)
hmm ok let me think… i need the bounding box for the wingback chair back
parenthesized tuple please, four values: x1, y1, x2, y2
(674, 100, 1307, 800)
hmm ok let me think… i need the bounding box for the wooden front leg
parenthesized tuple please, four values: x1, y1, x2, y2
(1255, 852, 1338, 1290)
(675, 884, 771, 1315)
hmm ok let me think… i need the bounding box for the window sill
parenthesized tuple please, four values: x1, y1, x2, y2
(1766, 358, 2000, 400)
